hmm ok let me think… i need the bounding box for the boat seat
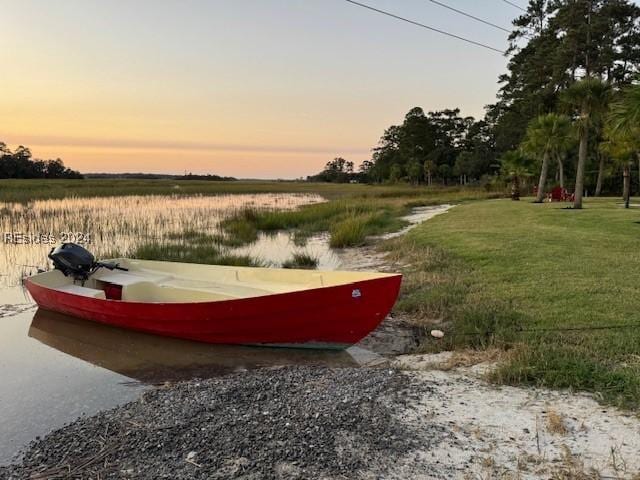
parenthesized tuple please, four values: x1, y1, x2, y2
(93, 271, 172, 286)
(121, 281, 237, 302)
(161, 278, 272, 297)
(55, 284, 106, 299)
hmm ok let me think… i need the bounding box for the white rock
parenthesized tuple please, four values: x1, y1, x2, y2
(430, 329, 445, 339)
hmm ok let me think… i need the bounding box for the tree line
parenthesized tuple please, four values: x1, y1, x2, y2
(0, 142, 83, 179)
(310, 0, 640, 207)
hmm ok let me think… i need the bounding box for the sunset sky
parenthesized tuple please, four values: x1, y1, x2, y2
(1, 0, 519, 178)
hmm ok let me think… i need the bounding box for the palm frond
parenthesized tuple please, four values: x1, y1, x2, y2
(561, 77, 611, 122)
(608, 83, 640, 138)
(521, 113, 574, 159)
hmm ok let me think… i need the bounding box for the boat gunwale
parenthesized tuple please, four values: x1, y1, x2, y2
(25, 271, 403, 308)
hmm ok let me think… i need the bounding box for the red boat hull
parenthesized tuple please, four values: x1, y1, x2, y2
(25, 275, 402, 348)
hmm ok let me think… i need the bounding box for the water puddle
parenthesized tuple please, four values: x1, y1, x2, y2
(235, 231, 340, 270)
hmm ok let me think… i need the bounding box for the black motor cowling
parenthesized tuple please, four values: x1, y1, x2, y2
(49, 243, 96, 280)
(49, 243, 128, 282)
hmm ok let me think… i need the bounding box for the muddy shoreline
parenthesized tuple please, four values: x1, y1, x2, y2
(3, 204, 640, 479)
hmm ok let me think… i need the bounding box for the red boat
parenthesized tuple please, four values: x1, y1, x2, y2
(26, 254, 402, 349)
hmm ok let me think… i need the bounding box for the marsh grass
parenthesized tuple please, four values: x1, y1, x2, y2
(386, 198, 640, 409)
(166, 230, 224, 245)
(221, 209, 260, 246)
(131, 242, 260, 267)
(222, 199, 412, 248)
(329, 215, 369, 248)
(281, 252, 319, 269)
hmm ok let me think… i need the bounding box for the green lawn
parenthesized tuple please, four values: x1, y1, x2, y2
(389, 198, 640, 409)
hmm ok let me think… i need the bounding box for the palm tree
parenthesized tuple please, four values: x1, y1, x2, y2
(609, 83, 640, 135)
(501, 150, 533, 201)
(594, 150, 607, 197)
(521, 113, 574, 203)
(561, 78, 611, 209)
(602, 130, 634, 208)
(609, 83, 640, 191)
(556, 151, 570, 189)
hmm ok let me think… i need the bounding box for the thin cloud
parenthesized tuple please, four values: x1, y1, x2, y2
(7, 135, 371, 156)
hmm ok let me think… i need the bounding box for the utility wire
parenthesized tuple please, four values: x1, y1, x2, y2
(344, 0, 506, 54)
(501, 0, 527, 12)
(424, 0, 511, 34)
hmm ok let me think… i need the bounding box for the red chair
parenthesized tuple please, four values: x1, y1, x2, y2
(551, 187, 564, 201)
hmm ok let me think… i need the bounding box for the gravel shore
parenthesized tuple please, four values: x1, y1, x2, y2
(1, 366, 446, 480)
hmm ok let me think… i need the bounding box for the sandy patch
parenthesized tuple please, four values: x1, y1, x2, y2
(391, 357, 640, 479)
(382, 204, 454, 239)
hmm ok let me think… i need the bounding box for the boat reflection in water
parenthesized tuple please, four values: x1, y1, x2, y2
(28, 309, 375, 384)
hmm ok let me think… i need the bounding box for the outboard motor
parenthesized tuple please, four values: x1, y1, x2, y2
(49, 243, 127, 282)
(49, 243, 95, 280)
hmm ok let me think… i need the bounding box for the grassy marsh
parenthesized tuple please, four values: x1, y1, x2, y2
(221, 200, 409, 248)
(0, 179, 489, 203)
(218, 185, 497, 248)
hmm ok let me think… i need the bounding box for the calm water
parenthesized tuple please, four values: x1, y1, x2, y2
(0, 193, 356, 464)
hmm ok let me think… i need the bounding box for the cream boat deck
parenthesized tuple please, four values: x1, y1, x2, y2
(29, 258, 397, 304)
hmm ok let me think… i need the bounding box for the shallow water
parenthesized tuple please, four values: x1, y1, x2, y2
(0, 308, 377, 464)
(0, 193, 350, 464)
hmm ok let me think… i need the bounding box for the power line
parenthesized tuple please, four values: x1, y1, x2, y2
(344, 0, 506, 54)
(424, 0, 512, 34)
(501, 0, 527, 12)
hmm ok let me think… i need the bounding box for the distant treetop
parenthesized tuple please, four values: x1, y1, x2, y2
(0, 142, 83, 179)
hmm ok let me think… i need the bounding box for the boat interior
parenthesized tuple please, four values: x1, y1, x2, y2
(29, 258, 398, 304)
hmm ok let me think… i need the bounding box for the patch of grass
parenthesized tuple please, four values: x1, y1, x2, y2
(489, 338, 640, 408)
(221, 209, 260, 246)
(549, 446, 602, 479)
(166, 230, 224, 245)
(222, 200, 412, 248)
(387, 198, 640, 409)
(281, 253, 319, 269)
(329, 215, 369, 248)
(546, 408, 569, 435)
(381, 239, 470, 325)
(131, 242, 260, 267)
